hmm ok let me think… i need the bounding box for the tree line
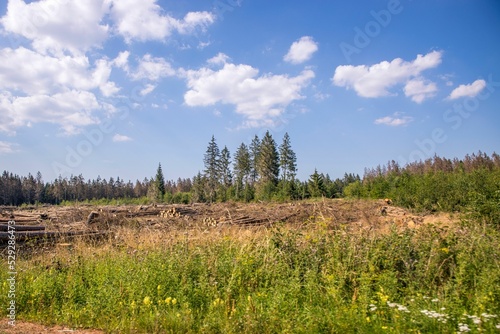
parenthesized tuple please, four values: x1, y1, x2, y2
(0, 132, 357, 206)
(2, 133, 498, 223)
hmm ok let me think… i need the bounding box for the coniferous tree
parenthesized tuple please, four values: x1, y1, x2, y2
(308, 169, 326, 197)
(155, 163, 166, 201)
(279, 132, 297, 182)
(234, 142, 251, 199)
(191, 172, 206, 203)
(218, 146, 233, 201)
(249, 135, 261, 184)
(219, 146, 232, 188)
(257, 131, 280, 185)
(203, 135, 221, 202)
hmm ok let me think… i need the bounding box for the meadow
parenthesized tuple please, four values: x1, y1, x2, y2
(1, 204, 500, 333)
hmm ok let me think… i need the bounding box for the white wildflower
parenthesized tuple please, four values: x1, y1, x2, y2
(458, 323, 471, 333)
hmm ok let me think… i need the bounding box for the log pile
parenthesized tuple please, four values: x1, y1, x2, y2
(159, 207, 195, 218)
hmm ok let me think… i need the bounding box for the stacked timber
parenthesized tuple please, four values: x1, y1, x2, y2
(159, 207, 195, 218)
(203, 217, 218, 227)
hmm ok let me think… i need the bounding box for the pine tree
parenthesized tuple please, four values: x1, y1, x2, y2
(257, 131, 280, 185)
(249, 135, 261, 184)
(203, 135, 221, 202)
(279, 132, 297, 182)
(155, 163, 166, 201)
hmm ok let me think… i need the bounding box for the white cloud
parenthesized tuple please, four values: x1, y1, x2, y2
(182, 61, 314, 127)
(404, 78, 437, 103)
(374, 113, 413, 127)
(0, 47, 119, 96)
(1, 0, 109, 55)
(113, 51, 130, 71)
(448, 79, 486, 100)
(333, 51, 442, 99)
(284, 36, 318, 64)
(130, 54, 176, 81)
(0, 90, 102, 135)
(140, 84, 156, 96)
(207, 52, 230, 66)
(0, 141, 19, 154)
(109, 0, 214, 42)
(112, 134, 132, 142)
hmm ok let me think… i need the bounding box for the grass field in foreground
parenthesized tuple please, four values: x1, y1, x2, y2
(2, 220, 500, 333)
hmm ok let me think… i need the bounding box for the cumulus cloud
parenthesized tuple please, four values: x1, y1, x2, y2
(112, 134, 132, 142)
(284, 36, 318, 64)
(182, 61, 315, 127)
(207, 52, 230, 66)
(448, 79, 486, 100)
(374, 113, 413, 127)
(0, 90, 103, 135)
(109, 0, 214, 42)
(0, 47, 119, 96)
(0, 0, 109, 55)
(404, 78, 438, 103)
(333, 51, 442, 100)
(129, 54, 176, 81)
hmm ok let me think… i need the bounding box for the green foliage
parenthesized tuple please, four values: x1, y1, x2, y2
(3, 222, 500, 333)
(349, 153, 500, 224)
(203, 135, 221, 202)
(279, 132, 297, 183)
(155, 163, 166, 201)
(256, 131, 279, 186)
(308, 169, 326, 197)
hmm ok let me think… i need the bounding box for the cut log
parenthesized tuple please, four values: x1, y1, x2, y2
(0, 230, 110, 242)
(86, 211, 99, 225)
(0, 224, 45, 232)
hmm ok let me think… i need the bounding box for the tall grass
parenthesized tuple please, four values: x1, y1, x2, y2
(2, 222, 500, 333)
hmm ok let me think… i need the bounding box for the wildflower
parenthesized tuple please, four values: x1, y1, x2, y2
(369, 304, 377, 312)
(157, 285, 162, 291)
(172, 298, 177, 305)
(457, 323, 470, 333)
(496, 323, 500, 329)
(165, 297, 172, 305)
(420, 309, 449, 322)
(366, 316, 371, 322)
(431, 298, 439, 303)
(386, 302, 409, 313)
(143, 296, 151, 306)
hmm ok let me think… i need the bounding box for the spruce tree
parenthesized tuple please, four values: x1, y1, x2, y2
(279, 132, 297, 182)
(249, 135, 261, 184)
(308, 169, 326, 198)
(203, 135, 220, 202)
(219, 146, 232, 187)
(234, 142, 251, 199)
(257, 131, 279, 185)
(155, 163, 166, 201)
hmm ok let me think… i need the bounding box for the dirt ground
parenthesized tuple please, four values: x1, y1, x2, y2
(1, 199, 458, 238)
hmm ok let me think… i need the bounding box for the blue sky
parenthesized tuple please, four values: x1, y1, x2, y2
(0, 0, 499, 183)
